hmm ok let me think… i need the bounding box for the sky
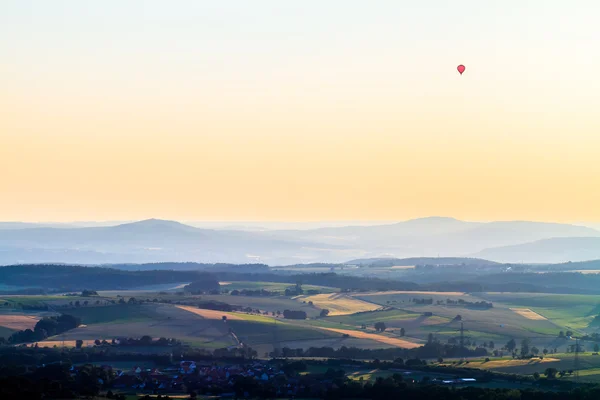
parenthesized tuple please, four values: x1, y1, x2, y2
(1, 1, 599, 223)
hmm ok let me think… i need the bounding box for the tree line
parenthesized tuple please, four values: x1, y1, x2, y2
(3, 314, 80, 344)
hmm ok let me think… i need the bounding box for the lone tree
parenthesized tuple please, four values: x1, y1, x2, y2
(544, 367, 558, 379)
(374, 322, 387, 332)
(520, 338, 531, 357)
(319, 309, 330, 317)
(400, 328, 406, 337)
(505, 338, 517, 352)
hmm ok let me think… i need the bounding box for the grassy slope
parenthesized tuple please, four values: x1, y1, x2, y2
(0, 325, 16, 338)
(64, 304, 159, 324)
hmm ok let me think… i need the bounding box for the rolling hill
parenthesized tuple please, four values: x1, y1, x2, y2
(0, 217, 598, 265)
(473, 237, 600, 263)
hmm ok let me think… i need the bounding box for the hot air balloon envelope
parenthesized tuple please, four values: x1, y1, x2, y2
(457, 65, 465, 75)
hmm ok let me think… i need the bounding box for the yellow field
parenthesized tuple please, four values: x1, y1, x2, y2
(510, 308, 547, 320)
(28, 339, 98, 348)
(316, 327, 421, 349)
(296, 293, 380, 316)
(0, 314, 41, 330)
(574, 270, 600, 274)
(390, 265, 415, 270)
(175, 305, 243, 320)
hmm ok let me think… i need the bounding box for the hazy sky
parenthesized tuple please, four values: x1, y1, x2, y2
(1, 1, 599, 222)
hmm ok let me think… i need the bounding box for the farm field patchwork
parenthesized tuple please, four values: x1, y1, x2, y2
(2, 288, 599, 367)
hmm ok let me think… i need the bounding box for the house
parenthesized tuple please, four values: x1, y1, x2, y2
(180, 361, 197, 374)
(112, 375, 141, 389)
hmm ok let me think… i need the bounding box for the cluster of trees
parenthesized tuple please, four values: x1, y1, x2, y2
(443, 299, 493, 309)
(6, 314, 81, 344)
(230, 289, 278, 297)
(183, 277, 221, 294)
(284, 283, 304, 296)
(270, 341, 488, 360)
(537, 368, 576, 380)
(581, 333, 600, 343)
(104, 336, 181, 347)
(411, 298, 494, 309)
(503, 338, 558, 358)
(282, 310, 307, 320)
(374, 322, 387, 332)
(412, 298, 434, 305)
(197, 301, 237, 312)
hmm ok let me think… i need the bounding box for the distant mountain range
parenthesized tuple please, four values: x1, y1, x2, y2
(473, 237, 600, 263)
(0, 217, 598, 265)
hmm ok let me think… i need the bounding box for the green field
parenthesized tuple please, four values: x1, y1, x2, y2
(327, 308, 421, 325)
(64, 304, 160, 324)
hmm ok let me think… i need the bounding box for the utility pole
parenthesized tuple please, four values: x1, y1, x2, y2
(574, 338, 580, 383)
(460, 322, 465, 349)
(273, 317, 280, 357)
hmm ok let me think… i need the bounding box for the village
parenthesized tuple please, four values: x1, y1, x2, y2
(63, 357, 481, 399)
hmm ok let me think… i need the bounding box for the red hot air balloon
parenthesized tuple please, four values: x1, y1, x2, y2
(457, 65, 465, 75)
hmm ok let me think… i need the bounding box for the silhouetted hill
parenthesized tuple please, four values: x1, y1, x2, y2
(0, 217, 598, 265)
(345, 257, 500, 267)
(473, 237, 600, 263)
